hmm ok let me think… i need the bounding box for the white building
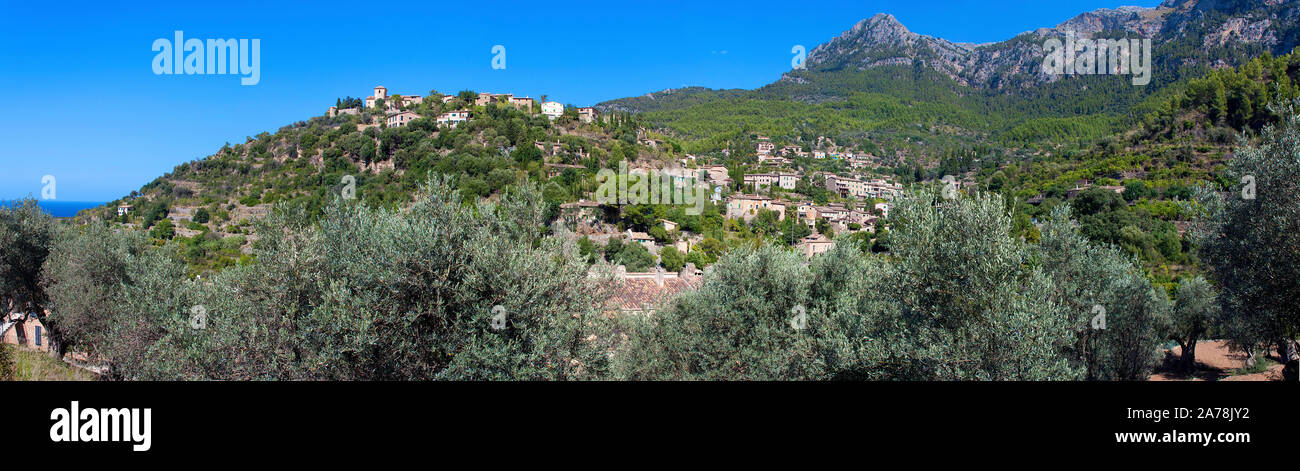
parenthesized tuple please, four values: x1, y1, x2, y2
(744, 172, 799, 190)
(386, 111, 420, 127)
(825, 175, 901, 200)
(541, 101, 564, 120)
(437, 110, 470, 128)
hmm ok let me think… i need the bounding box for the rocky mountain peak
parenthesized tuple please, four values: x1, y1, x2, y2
(1051, 5, 1163, 37)
(850, 13, 910, 37)
(806, 12, 967, 73)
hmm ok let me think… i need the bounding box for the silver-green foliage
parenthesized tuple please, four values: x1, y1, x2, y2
(1169, 275, 1219, 370)
(835, 189, 1080, 380)
(1038, 205, 1170, 380)
(42, 222, 198, 379)
(41, 223, 146, 356)
(0, 198, 54, 315)
(43, 180, 1176, 381)
(612, 244, 826, 380)
(49, 177, 611, 380)
(619, 189, 1109, 380)
(196, 177, 610, 380)
(1186, 98, 1300, 357)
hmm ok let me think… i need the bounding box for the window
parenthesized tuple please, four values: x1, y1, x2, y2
(34, 325, 42, 346)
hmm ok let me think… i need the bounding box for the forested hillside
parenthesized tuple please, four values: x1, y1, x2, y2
(598, 0, 1300, 157)
(993, 50, 1300, 289)
(73, 92, 672, 274)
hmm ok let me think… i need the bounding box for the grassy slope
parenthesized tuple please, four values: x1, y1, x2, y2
(1, 345, 96, 381)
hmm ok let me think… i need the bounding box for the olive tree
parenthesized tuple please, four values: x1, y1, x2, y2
(612, 244, 828, 380)
(158, 176, 612, 380)
(1038, 205, 1170, 380)
(615, 188, 1084, 381)
(41, 223, 146, 359)
(1169, 276, 1219, 372)
(1186, 98, 1300, 367)
(837, 189, 1080, 380)
(42, 220, 196, 380)
(0, 198, 58, 355)
(99, 246, 198, 380)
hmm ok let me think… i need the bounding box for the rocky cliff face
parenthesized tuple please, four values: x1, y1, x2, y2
(803, 14, 975, 83)
(599, 0, 1300, 113)
(789, 0, 1297, 90)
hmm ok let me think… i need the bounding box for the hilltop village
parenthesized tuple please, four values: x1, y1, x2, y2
(71, 84, 911, 318)
(323, 87, 907, 311)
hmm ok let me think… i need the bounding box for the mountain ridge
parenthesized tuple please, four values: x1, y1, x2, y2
(599, 0, 1298, 116)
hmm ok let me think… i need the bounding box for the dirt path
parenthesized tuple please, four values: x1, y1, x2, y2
(1149, 340, 1285, 381)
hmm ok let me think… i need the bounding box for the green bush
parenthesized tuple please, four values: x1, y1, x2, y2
(659, 246, 684, 272)
(150, 219, 175, 240)
(192, 207, 210, 223)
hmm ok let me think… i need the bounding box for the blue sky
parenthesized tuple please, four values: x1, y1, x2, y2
(0, 0, 1161, 202)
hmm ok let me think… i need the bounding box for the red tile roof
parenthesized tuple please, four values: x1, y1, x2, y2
(604, 273, 701, 314)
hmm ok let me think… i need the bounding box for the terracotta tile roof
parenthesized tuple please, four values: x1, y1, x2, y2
(607, 274, 702, 313)
(802, 234, 833, 244)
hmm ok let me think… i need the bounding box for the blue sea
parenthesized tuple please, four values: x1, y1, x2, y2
(0, 200, 106, 218)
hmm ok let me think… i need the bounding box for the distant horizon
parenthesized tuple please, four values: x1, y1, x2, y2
(0, 199, 107, 218)
(0, 0, 1161, 202)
